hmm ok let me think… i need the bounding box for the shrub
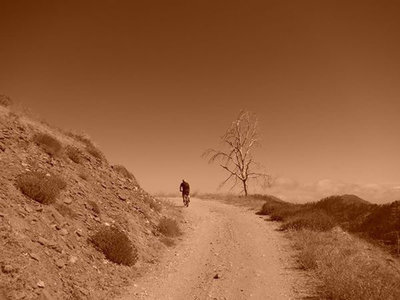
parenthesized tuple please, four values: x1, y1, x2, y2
(87, 200, 101, 215)
(91, 226, 137, 266)
(0, 95, 12, 107)
(292, 229, 400, 299)
(65, 146, 83, 164)
(280, 210, 336, 231)
(16, 172, 67, 204)
(86, 144, 104, 160)
(158, 217, 181, 237)
(112, 165, 135, 180)
(149, 200, 162, 213)
(33, 133, 62, 157)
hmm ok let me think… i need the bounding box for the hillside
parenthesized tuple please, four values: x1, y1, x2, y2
(0, 103, 177, 299)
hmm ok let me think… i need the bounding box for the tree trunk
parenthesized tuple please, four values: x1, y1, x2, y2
(243, 180, 248, 197)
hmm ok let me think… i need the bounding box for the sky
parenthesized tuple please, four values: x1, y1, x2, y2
(1, 0, 400, 203)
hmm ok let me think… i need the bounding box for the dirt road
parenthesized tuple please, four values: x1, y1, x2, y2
(120, 198, 310, 300)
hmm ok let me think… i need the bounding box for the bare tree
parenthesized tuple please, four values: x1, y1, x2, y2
(203, 110, 271, 196)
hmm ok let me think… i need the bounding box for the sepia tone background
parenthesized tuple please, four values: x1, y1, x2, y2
(1, 0, 399, 202)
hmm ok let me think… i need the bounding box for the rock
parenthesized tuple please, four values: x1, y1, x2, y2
(75, 229, 83, 237)
(69, 256, 78, 264)
(63, 198, 72, 205)
(29, 253, 40, 261)
(213, 274, 220, 279)
(36, 207, 43, 212)
(118, 193, 129, 201)
(37, 280, 45, 288)
(101, 183, 107, 189)
(0, 144, 5, 152)
(37, 237, 49, 246)
(59, 229, 68, 236)
(55, 259, 65, 268)
(1, 265, 14, 273)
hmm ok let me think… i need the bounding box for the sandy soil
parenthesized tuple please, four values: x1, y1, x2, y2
(119, 197, 311, 300)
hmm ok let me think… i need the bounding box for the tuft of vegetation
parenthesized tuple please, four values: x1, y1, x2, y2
(149, 200, 162, 213)
(33, 133, 63, 157)
(87, 200, 101, 215)
(292, 229, 400, 299)
(16, 172, 67, 204)
(112, 165, 136, 181)
(86, 143, 104, 160)
(91, 226, 138, 266)
(158, 217, 181, 237)
(280, 210, 335, 231)
(0, 95, 12, 107)
(65, 145, 83, 164)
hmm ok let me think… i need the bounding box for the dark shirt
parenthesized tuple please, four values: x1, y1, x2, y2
(180, 181, 190, 194)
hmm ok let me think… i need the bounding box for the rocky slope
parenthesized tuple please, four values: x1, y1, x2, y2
(0, 103, 173, 299)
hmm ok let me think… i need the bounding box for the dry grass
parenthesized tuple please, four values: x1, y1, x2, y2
(91, 226, 138, 266)
(149, 200, 162, 213)
(158, 217, 181, 237)
(280, 210, 336, 231)
(291, 229, 400, 299)
(16, 172, 67, 204)
(33, 133, 63, 157)
(112, 165, 135, 181)
(65, 145, 83, 164)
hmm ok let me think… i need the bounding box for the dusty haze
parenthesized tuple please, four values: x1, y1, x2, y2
(1, 0, 400, 202)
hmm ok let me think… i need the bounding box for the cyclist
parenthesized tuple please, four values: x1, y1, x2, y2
(179, 179, 190, 206)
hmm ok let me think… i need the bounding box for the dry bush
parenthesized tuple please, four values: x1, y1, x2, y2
(149, 200, 162, 213)
(292, 229, 400, 299)
(16, 172, 67, 204)
(54, 203, 77, 218)
(280, 210, 336, 231)
(112, 165, 135, 180)
(87, 200, 101, 215)
(33, 133, 63, 157)
(86, 143, 104, 160)
(91, 226, 138, 266)
(160, 236, 176, 247)
(158, 217, 181, 237)
(65, 146, 83, 164)
(0, 95, 12, 107)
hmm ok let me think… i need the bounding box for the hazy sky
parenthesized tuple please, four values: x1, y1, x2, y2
(1, 1, 400, 202)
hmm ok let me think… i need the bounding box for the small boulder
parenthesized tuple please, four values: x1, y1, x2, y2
(1, 265, 13, 274)
(37, 280, 45, 288)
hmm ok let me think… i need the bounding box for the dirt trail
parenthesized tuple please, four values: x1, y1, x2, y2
(120, 198, 310, 300)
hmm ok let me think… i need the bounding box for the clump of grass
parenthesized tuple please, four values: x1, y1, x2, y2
(87, 200, 101, 215)
(280, 210, 335, 231)
(158, 217, 181, 237)
(91, 226, 138, 266)
(0, 95, 12, 107)
(33, 133, 63, 157)
(112, 165, 135, 180)
(149, 200, 162, 213)
(292, 229, 400, 299)
(16, 172, 67, 204)
(65, 146, 83, 164)
(86, 143, 104, 160)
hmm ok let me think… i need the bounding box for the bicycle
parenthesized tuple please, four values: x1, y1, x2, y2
(183, 194, 190, 207)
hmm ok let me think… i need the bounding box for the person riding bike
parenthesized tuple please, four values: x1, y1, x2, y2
(179, 179, 190, 206)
